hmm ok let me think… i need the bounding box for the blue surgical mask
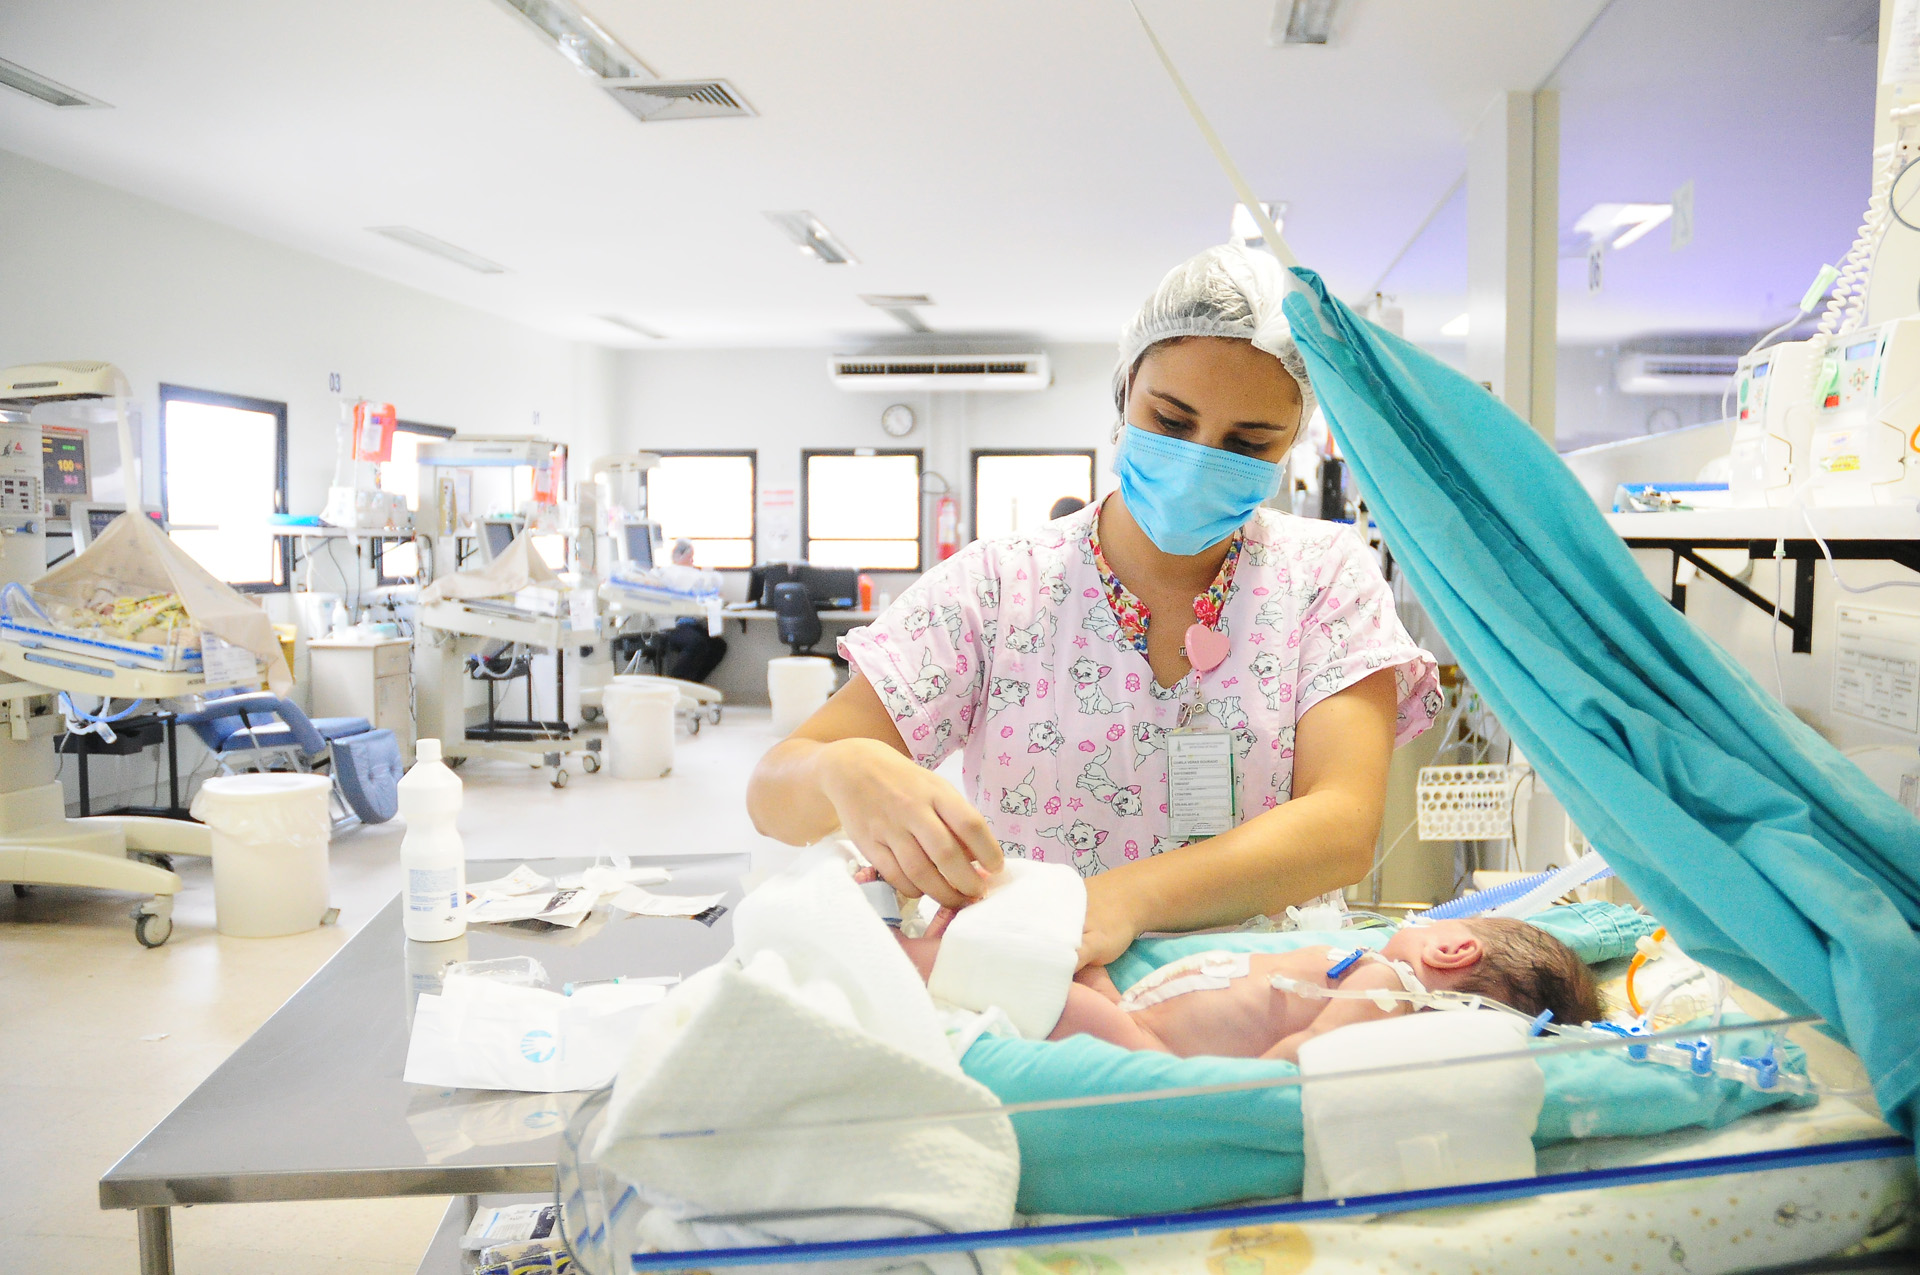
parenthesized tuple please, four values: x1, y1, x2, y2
(1113, 425, 1283, 555)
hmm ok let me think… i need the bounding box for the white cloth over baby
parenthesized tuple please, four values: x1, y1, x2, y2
(927, 858, 1087, 1040)
(1297, 1010, 1545, 1199)
(593, 848, 1018, 1259)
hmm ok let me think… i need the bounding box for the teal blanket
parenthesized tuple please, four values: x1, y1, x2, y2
(1279, 270, 1920, 1147)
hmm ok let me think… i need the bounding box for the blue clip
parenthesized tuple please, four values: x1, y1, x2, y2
(1739, 1043, 1779, 1090)
(1325, 949, 1365, 979)
(1527, 1009, 1553, 1037)
(1592, 1021, 1650, 1060)
(1687, 1039, 1714, 1076)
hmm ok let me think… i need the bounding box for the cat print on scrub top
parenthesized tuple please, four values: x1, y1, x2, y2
(840, 502, 1439, 875)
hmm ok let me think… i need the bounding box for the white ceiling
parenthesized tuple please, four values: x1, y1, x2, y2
(1, 1, 1865, 350)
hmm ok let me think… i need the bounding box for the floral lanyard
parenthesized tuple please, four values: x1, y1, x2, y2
(1087, 517, 1244, 727)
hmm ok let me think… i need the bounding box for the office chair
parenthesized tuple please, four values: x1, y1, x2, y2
(771, 582, 822, 656)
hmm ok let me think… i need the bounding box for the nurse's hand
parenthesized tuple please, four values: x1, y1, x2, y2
(1077, 874, 1144, 969)
(817, 737, 1004, 909)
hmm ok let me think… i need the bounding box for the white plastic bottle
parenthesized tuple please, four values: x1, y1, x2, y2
(329, 598, 351, 636)
(398, 737, 467, 941)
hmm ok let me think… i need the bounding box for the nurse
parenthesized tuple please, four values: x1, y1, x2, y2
(748, 245, 1439, 965)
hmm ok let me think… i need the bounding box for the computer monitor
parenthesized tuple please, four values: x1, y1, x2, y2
(620, 521, 661, 569)
(478, 516, 521, 563)
(749, 562, 860, 610)
(69, 502, 163, 550)
(800, 565, 860, 610)
(752, 562, 804, 608)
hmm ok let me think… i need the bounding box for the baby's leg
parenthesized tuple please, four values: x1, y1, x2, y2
(1049, 982, 1172, 1052)
(894, 932, 940, 982)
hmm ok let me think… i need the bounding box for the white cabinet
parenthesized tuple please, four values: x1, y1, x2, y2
(308, 638, 414, 763)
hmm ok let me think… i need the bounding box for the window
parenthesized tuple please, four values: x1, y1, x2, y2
(803, 449, 921, 570)
(646, 451, 757, 568)
(159, 385, 287, 590)
(376, 421, 454, 584)
(971, 450, 1096, 541)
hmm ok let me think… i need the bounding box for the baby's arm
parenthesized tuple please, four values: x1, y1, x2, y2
(1261, 963, 1409, 1063)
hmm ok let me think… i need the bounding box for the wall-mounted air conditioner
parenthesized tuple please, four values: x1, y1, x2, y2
(1614, 352, 1738, 396)
(829, 354, 1052, 392)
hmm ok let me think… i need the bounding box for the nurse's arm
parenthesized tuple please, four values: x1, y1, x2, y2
(1082, 669, 1397, 960)
(746, 673, 1003, 907)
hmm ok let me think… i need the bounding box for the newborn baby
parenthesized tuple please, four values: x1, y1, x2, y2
(898, 917, 1599, 1062)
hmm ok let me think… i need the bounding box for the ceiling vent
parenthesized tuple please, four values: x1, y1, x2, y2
(1614, 352, 1737, 396)
(604, 78, 754, 121)
(830, 354, 1052, 393)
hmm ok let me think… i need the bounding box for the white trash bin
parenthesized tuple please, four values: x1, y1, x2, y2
(768, 656, 836, 735)
(190, 773, 334, 938)
(604, 681, 678, 779)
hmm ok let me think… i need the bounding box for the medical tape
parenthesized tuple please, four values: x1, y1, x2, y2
(1269, 974, 1536, 1023)
(1117, 949, 1250, 1012)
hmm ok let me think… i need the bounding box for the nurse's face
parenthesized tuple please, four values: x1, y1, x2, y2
(1126, 337, 1303, 463)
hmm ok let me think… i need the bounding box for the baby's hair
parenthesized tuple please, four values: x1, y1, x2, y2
(1454, 918, 1602, 1026)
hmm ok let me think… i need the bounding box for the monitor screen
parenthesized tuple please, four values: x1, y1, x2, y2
(73, 503, 164, 549)
(42, 427, 89, 515)
(482, 519, 517, 561)
(623, 523, 654, 569)
(801, 565, 860, 609)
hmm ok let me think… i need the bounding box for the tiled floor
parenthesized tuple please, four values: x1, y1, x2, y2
(0, 707, 784, 1273)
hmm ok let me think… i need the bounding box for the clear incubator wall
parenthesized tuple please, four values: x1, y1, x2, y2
(549, 1001, 1909, 1275)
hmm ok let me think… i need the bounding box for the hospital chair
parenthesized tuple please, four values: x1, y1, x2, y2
(175, 689, 402, 829)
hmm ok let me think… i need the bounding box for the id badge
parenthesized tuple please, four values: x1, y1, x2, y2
(1165, 728, 1237, 839)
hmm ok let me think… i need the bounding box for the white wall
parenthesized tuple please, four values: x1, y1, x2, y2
(612, 343, 1117, 702)
(0, 147, 618, 809)
(0, 149, 617, 513)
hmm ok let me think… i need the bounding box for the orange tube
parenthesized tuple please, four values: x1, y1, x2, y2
(1625, 926, 1668, 1017)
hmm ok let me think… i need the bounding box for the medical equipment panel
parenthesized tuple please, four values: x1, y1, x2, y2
(1807, 317, 1920, 506)
(618, 520, 661, 568)
(1727, 339, 1819, 508)
(39, 423, 88, 518)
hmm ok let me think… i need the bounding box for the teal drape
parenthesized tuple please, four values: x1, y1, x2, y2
(1282, 269, 1920, 1146)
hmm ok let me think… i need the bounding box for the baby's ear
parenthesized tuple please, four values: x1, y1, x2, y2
(1425, 932, 1483, 970)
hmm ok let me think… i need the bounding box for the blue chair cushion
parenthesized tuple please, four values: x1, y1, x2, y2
(312, 716, 373, 741)
(330, 728, 401, 824)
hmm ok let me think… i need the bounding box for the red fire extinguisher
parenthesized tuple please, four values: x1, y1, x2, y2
(935, 494, 961, 560)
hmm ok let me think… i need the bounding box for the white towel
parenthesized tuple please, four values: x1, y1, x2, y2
(593, 849, 1019, 1254)
(927, 859, 1086, 1040)
(1298, 1010, 1545, 1199)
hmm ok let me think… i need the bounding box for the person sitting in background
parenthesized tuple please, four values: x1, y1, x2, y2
(898, 916, 1598, 1062)
(665, 538, 728, 682)
(1048, 495, 1087, 519)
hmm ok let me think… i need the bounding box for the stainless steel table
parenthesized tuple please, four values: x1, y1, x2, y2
(98, 855, 748, 1274)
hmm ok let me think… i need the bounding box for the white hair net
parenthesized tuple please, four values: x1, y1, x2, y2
(1111, 244, 1315, 428)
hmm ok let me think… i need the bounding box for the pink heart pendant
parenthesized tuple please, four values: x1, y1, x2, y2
(1184, 623, 1230, 674)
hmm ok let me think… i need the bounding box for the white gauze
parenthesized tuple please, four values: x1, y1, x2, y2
(927, 859, 1087, 1040)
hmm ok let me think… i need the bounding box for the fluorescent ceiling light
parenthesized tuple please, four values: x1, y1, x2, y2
(1271, 0, 1339, 45)
(764, 212, 857, 265)
(368, 226, 508, 275)
(1440, 312, 1470, 338)
(1229, 201, 1287, 249)
(0, 57, 109, 108)
(488, 0, 650, 79)
(599, 315, 664, 339)
(1574, 202, 1674, 251)
(862, 294, 934, 334)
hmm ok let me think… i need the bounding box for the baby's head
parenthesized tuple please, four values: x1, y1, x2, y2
(1381, 917, 1601, 1026)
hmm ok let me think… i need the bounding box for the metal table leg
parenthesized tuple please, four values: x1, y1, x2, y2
(137, 1205, 173, 1275)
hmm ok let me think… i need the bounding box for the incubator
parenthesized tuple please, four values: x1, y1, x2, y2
(531, 850, 1906, 1275)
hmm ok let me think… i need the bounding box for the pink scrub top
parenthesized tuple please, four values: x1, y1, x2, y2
(840, 502, 1440, 878)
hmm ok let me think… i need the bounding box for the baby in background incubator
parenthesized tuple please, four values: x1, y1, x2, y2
(898, 917, 1599, 1063)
